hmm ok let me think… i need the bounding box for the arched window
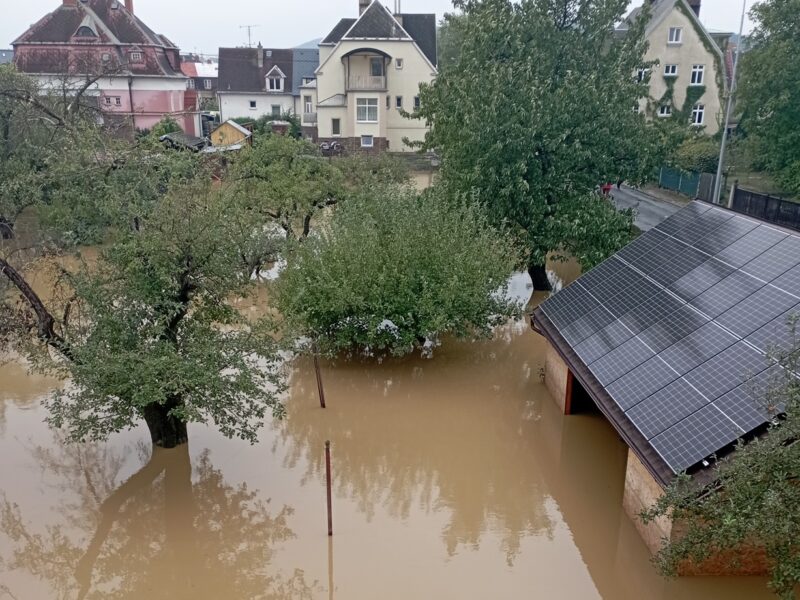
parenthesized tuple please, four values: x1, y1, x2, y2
(75, 26, 97, 37)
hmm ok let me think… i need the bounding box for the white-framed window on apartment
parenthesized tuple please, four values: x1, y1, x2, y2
(103, 96, 121, 106)
(332, 118, 341, 136)
(115, 97, 121, 106)
(691, 104, 705, 125)
(204, 79, 212, 90)
(664, 64, 678, 77)
(302, 77, 315, 85)
(249, 100, 257, 110)
(304, 95, 313, 113)
(636, 68, 649, 83)
(268, 76, 283, 92)
(395, 96, 403, 109)
(658, 105, 672, 117)
(356, 98, 378, 122)
(129, 51, 143, 62)
(690, 64, 705, 85)
(271, 105, 281, 117)
(188, 79, 195, 89)
(361, 135, 374, 148)
(395, 58, 404, 70)
(414, 96, 421, 110)
(668, 27, 682, 44)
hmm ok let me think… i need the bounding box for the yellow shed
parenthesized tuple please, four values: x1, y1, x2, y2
(210, 120, 253, 148)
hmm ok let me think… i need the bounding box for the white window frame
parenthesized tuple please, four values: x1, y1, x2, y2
(658, 105, 672, 117)
(331, 118, 341, 137)
(414, 96, 421, 110)
(395, 96, 403, 109)
(636, 68, 649, 83)
(664, 64, 678, 77)
(668, 27, 682, 44)
(203, 79, 212, 90)
(129, 51, 143, 62)
(187, 79, 195, 89)
(304, 95, 313, 113)
(302, 77, 314, 85)
(361, 135, 374, 148)
(103, 96, 112, 106)
(268, 77, 284, 92)
(115, 97, 121, 106)
(249, 100, 257, 110)
(356, 98, 378, 123)
(395, 58, 404, 70)
(690, 64, 705, 86)
(691, 104, 705, 125)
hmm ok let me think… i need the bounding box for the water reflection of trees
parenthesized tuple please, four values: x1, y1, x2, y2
(276, 325, 554, 564)
(0, 441, 315, 599)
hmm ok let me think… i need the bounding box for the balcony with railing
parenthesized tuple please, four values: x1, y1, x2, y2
(346, 75, 387, 91)
(303, 112, 318, 124)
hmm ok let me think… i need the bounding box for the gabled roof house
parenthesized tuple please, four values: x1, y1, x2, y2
(12, 0, 199, 136)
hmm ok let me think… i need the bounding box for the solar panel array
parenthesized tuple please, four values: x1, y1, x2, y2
(540, 202, 799, 473)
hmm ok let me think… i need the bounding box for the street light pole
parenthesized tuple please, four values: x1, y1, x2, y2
(713, 0, 747, 205)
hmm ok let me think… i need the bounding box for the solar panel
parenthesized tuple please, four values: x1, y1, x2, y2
(689, 270, 765, 318)
(538, 201, 800, 476)
(712, 365, 784, 432)
(651, 404, 743, 472)
(588, 337, 655, 386)
(658, 322, 739, 376)
(715, 286, 799, 338)
(684, 342, 770, 402)
(627, 378, 709, 440)
(714, 226, 786, 267)
(670, 258, 735, 302)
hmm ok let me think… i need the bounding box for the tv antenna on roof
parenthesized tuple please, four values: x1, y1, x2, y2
(239, 24, 260, 48)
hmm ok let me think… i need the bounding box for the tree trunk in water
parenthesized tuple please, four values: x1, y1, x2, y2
(144, 398, 188, 448)
(528, 264, 552, 292)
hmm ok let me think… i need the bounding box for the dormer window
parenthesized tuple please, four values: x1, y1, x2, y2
(75, 26, 97, 37)
(129, 51, 143, 62)
(265, 65, 286, 93)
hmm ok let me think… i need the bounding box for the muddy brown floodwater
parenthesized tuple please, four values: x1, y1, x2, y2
(0, 260, 775, 600)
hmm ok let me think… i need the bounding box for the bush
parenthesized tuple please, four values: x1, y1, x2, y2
(671, 136, 719, 173)
(275, 185, 521, 356)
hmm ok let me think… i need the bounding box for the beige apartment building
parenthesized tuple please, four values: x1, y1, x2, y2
(619, 0, 728, 135)
(313, 0, 437, 153)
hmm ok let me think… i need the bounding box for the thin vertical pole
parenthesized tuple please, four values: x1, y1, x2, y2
(314, 344, 326, 409)
(714, 0, 747, 205)
(325, 440, 333, 536)
(328, 536, 335, 600)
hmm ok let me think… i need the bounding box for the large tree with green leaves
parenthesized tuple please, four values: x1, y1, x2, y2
(275, 184, 521, 357)
(1, 70, 286, 448)
(643, 328, 800, 599)
(738, 0, 800, 196)
(415, 0, 659, 289)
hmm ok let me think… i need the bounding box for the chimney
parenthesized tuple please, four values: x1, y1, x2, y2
(125, 0, 134, 14)
(688, 0, 701, 17)
(359, 0, 370, 15)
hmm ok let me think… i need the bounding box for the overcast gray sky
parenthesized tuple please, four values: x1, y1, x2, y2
(2, 0, 758, 55)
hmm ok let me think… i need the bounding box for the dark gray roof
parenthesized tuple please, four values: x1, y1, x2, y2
(400, 14, 437, 67)
(218, 47, 318, 96)
(321, 19, 356, 45)
(0, 49, 12, 65)
(536, 201, 800, 485)
(291, 48, 319, 95)
(344, 2, 409, 40)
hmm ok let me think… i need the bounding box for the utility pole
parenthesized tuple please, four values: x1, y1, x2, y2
(239, 24, 259, 48)
(713, 0, 747, 205)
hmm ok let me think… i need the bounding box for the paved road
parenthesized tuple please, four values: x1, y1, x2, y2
(610, 186, 681, 231)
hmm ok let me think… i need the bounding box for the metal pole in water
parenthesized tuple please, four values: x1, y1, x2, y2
(328, 536, 335, 600)
(314, 344, 326, 409)
(325, 440, 333, 536)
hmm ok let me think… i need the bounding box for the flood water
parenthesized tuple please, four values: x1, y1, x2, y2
(0, 260, 775, 600)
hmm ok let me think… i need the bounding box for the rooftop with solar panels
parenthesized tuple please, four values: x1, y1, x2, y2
(533, 200, 800, 488)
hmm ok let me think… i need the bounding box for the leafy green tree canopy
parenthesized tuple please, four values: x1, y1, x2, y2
(416, 0, 659, 288)
(275, 184, 521, 357)
(739, 0, 800, 196)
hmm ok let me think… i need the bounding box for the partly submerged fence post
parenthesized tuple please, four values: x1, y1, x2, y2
(314, 344, 326, 409)
(325, 440, 333, 536)
(727, 180, 738, 209)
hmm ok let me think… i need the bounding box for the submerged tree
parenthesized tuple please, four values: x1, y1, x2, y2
(415, 0, 657, 289)
(275, 184, 521, 357)
(643, 325, 800, 599)
(738, 0, 800, 196)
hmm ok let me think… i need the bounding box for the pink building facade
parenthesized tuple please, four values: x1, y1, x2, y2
(13, 0, 200, 136)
